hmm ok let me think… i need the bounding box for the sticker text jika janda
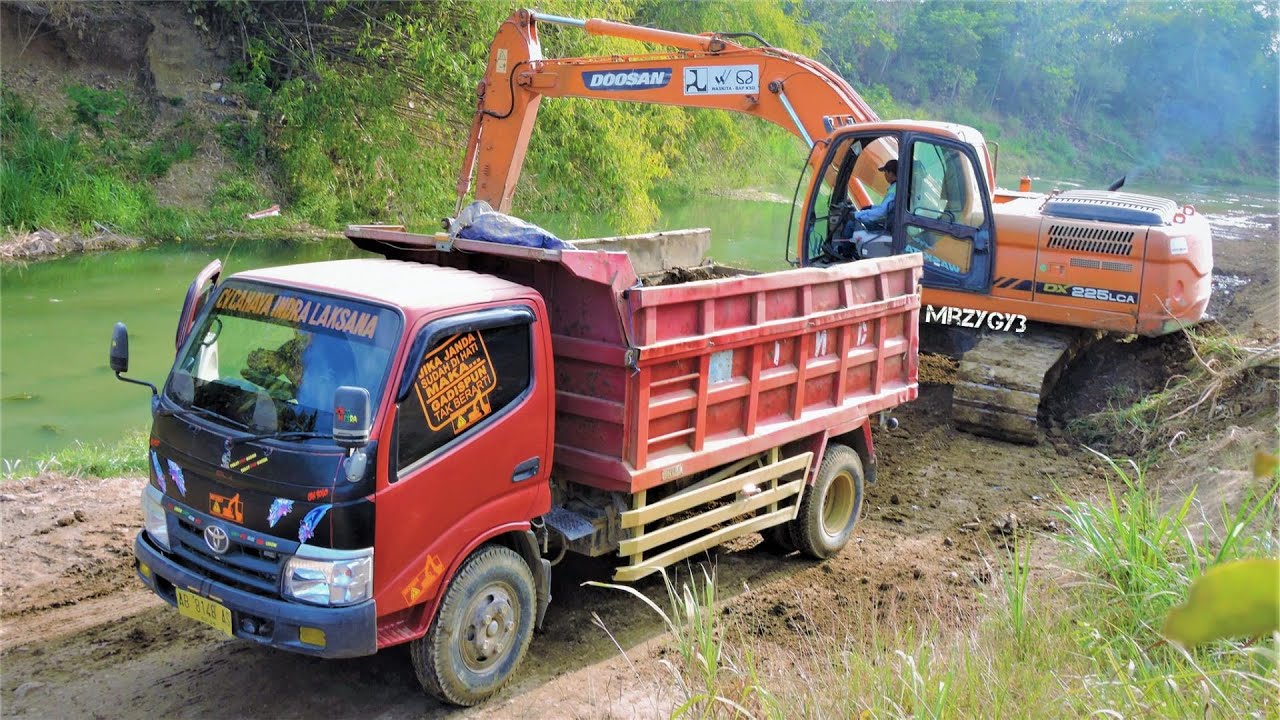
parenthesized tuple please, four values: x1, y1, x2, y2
(413, 332, 498, 434)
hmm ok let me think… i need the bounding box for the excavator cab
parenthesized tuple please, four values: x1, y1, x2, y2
(795, 127, 995, 294)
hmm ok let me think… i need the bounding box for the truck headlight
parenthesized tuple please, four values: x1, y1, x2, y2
(283, 546, 373, 606)
(142, 485, 170, 551)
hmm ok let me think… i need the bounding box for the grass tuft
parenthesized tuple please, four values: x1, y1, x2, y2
(588, 565, 779, 718)
(2, 428, 149, 480)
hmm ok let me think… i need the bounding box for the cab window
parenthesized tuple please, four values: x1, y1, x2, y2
(902, 140, 987, 275)
(396, 322, 532, 471)
(168, 282, 401, 436)
(907, 141, 985, 227)
(798, 132, 902, 265)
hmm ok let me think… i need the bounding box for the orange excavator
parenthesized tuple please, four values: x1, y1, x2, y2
(453, 9, 1214, 442)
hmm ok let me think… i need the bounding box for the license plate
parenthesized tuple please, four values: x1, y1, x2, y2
(176, 587, 233, 637)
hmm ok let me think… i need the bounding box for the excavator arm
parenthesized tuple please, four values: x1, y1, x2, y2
(455, 8, 880, 215)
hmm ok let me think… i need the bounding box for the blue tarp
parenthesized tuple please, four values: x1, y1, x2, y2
(453, 201, 569, 250)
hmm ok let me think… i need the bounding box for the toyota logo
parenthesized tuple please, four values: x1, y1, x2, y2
(204, 525, 231, 555)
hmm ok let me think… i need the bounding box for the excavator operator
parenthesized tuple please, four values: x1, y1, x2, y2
(853, 159, 897, 232)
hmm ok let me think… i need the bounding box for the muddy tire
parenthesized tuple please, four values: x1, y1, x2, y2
(410, 545, 535, 706)
(789, 444, 864, 559)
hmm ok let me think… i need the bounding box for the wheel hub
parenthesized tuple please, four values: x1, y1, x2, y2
(821, 470, 855, 539)
(461, 586, 517, 671)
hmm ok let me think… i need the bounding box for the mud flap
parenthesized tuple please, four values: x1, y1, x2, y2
(535, 558, 552, 630)
(852, 423, 878, 485)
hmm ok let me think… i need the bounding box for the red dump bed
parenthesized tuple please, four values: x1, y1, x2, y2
(346, 227, 921, 494)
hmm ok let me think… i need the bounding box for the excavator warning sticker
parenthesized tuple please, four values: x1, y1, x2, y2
(683, 65, 759, 95)
(413, 332, 498, 434)
(401, 555, 445, 605)
(209, 492, 244, 523)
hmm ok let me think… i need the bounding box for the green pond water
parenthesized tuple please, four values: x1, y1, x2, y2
(0, 195, 797, 462)
(3, 180, 1273, 463)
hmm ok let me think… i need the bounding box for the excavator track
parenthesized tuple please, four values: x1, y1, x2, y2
(951, 326, 1101, 444)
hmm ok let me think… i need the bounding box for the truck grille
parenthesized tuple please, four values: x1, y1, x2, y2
(1047, 225, 1135, 256)
(170, 515, 286, 596)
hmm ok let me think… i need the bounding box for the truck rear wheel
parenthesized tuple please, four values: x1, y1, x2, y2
(410, 545, 535, 706)
(789, 444, 864, 559)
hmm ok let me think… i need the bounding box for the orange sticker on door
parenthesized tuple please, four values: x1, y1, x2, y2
(412, 332, 497, 434)
(209, 492, 244, 523)
(401, 555, 446, 605)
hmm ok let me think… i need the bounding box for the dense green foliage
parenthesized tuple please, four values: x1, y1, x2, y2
(2, 1, 1275, 239)
(0, 85, 278, 238)
(202, 0, 811, 234)
(810, 0, 1278, 184)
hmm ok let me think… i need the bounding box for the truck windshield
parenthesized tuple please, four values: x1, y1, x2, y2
(165, 281, 402, 439)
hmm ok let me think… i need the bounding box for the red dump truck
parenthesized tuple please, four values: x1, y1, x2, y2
(111, 225, 920, 705)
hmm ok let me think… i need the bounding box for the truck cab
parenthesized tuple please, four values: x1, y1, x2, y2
(129, 258, 553, 658)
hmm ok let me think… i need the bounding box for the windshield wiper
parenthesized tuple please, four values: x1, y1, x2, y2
(227, 430, 333, 448)
(160, 399, 250, 431)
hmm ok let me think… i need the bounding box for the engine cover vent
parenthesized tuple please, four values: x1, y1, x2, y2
(1043, 190, 1178, 226)
(1047, 224, 1135, 256)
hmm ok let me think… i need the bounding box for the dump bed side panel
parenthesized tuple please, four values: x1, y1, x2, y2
(617, 254, 920, 492)
(343, 227, 921, 495)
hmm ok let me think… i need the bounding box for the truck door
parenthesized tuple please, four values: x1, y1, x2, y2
(375, 305, 553, 614)
(896, 136, 995, 293)
(175, 259, 222, 351)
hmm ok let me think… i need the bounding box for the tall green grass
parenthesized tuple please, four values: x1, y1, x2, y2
(594, 460, 1279, 718)
(1, 428, 149, 480)
(1, 86, 277, 240)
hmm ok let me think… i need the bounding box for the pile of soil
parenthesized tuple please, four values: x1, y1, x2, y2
(918, 353, 958, 385)
(1046, 332, 1193, 427)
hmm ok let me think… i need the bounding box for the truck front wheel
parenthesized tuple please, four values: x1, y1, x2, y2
(789, 444, 864, 559)
(410, 545, 536, 706)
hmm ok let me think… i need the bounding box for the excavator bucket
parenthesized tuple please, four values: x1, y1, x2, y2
(570, 228, 710, 277)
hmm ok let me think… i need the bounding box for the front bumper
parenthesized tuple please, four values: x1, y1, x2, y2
(134, 531, 377, 658)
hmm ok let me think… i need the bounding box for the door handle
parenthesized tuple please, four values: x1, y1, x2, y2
(512, 457, 540, 483)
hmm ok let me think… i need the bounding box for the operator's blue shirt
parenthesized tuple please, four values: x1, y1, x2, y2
(855, 183, 896, 224)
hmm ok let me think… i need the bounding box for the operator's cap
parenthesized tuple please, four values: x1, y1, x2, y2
(879, 159, 898, 173)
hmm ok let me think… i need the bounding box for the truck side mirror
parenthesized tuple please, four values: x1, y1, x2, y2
(110, 321, 158, 396)
(110, 322, 130, 373)
(333, 386, 372, 449)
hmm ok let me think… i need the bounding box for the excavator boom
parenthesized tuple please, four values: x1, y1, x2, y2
(457, 9, 877, 214)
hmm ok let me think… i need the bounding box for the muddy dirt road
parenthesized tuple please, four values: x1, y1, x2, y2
(3, 212, 1276, 718)
(0, 387, 1102, 719)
